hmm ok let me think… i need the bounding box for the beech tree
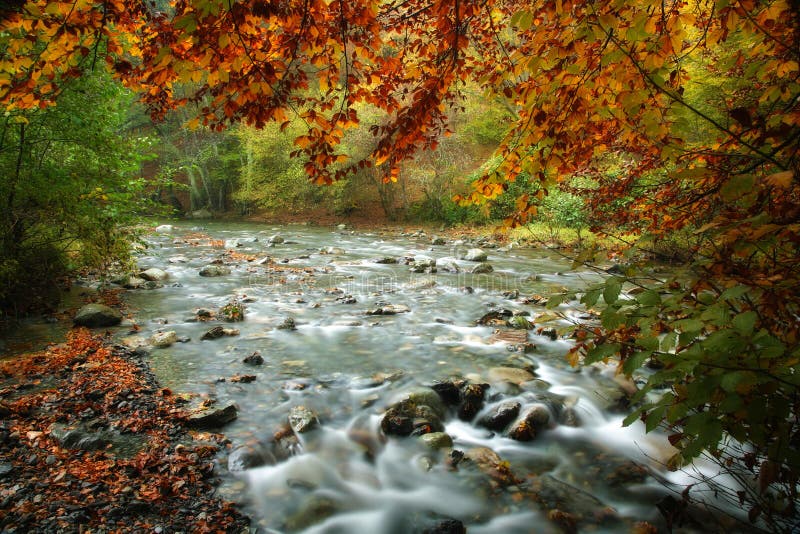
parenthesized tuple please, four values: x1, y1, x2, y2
(2, 0, 798, 528)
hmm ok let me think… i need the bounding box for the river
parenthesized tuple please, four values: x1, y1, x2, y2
(4, 222, 741, 532)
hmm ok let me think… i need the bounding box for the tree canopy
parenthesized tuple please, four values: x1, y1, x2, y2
(2, 0, 799, 528)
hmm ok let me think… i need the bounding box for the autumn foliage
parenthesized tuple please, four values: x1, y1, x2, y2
(0, 329, 248, 532)
(2, 0, 799, 529)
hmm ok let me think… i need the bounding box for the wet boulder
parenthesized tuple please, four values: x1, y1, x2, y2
(436, 258, 460, 273)
(268, 234, 284, 244)
(199, 265, 231, 277)
(458, 382, 489, 421)
(277, 317, 297, 330)
(73, 304, 123, 328)
(470, 263, 494, 274)
(366, 303, 410, 315)
(381, 399, 444, 437)
(507, 404, 550, 441)
(122, 276, 147, 289)
(419, 432, 453, 450)
(506, 315, 531, 329)
(288, 405, 319, 434)
(431, 236, 447, 246)
(476, 309, 513, 326)
(463, 447, 519, 487)
(479, 401, 521, 431)
(374, 257, 398, 264)
(149, 330, 177, 348)
(487, 367, 535, 386)
(431, 380, 462, 406)
(227, 443, 277, 471)
(139, 268, 169, 282)
(461, 248, 487, 262)
(527, 474, 619, 528)
(410, 256, 436, 273)
(423, 519, 466, 534)
(154, 224, 174, 233)
(186, 404, 238, 429)
(201, 326, 240, 340)
(401, 388, 447, 419)
(243, 351, 264, 365)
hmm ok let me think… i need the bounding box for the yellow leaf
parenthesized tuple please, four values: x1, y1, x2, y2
(374, 151, 390, 167)
(186, 118, 200, 130)
(765, 171, 793, 189)
(219, 33, 230, 49)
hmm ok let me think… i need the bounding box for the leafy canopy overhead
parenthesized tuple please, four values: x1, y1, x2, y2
(3, 0, 793, 191)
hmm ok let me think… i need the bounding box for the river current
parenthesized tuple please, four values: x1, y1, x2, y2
(7, 222, 745, 532)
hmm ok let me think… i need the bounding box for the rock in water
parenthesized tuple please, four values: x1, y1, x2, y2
(431, 236, 447, 246)
(150, 331, 177, 348)
(461, 248, 488, 262)
(470, 263, 494, 274)
(419, 432, 453, 450)
(487, 366, 535, 385)
(288, 406, 319, 433)
(507, 405, 551, 441)
(381, 399, 444, 437)
(479, 401, 521, 431)
(243, 351, 264, 365)
(277, 317, 297, 330)
(365, 304, 411, 315)
(201, 326, 238, 340)
(139, 268, 169, 281)
(199, 265, 231, 277)
(423, 519, 466, 534)
(436, 258, 460, 273)
(186, 404, 238, 429)
(73, 304, 123, 327)
(506, 315, 531, 329)
(458, 382, 489, 421)
(154, 224, 174, 233)
(268, 234, 284, 244)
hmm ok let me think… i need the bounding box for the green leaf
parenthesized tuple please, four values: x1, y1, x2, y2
(603, 276, 622, 304)
(720, 285, 749, 300)
(581, 287, 601, 307)
(622, 406, 645, 427)
(546, 293, 566, 309)
(635, 289, 660, 306)
(720, 174, 755, 201)
(661, 331, 677, 352)
(645, 405, 667, 432)
(675, 318, 704, 333)
(637, 336, 659, 352)
(720, 372, 744, 392)
(585, 342, 621, 364)
(601, 308, 625, 329)
(732, 311, 758, 336)
(622, 351, 652, 375)
(511, 9, 533, 30)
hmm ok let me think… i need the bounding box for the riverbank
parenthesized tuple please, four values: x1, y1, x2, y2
(0, 328, 250, 533)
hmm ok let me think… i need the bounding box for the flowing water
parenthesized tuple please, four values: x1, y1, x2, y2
(4, 222, 741, 532)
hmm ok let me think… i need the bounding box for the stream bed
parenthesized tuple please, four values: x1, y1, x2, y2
(5, 222, 738, 532)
